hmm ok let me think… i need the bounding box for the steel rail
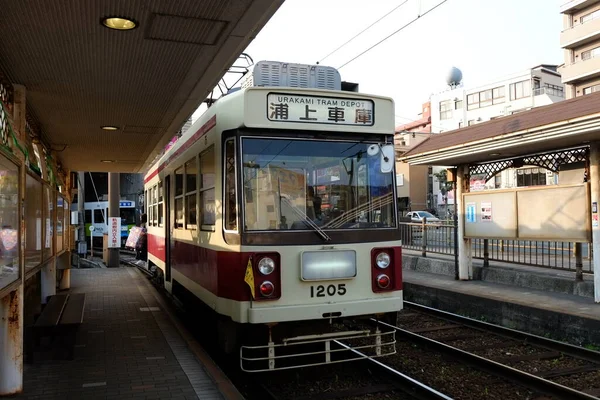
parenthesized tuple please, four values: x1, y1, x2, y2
(403, 301, 600, 364)
(374, 318, 599, 400)
(333, 340, 454, 400)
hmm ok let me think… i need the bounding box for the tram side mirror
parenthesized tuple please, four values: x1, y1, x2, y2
(380, 144, 394, 173)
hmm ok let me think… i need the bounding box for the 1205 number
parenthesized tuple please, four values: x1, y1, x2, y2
(310, 284, 347, 298)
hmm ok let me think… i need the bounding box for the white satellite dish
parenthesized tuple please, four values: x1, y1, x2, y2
(367, 144, 379, 156)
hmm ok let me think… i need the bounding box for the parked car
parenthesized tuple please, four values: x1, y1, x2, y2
(406, 211, 442, 224)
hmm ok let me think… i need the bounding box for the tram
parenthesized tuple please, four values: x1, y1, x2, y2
(144, 61, 403, 371)
(71, 200, 137, 247)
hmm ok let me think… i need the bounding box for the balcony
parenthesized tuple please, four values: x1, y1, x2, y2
(561, 16, 600, 48)
(561, 0, 599, 14)
(560, 56, 600, 83)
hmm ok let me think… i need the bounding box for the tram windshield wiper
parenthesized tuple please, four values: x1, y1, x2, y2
(280, 195, 331, 242)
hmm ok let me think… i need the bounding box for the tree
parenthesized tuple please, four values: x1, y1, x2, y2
(433, 169, 453, 196)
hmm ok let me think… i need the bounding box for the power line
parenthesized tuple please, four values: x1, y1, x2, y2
(337, 0, 449, 70)
(318, 0, 410, 64)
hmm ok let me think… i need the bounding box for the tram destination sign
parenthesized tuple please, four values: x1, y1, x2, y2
(267, 93, 374, 126)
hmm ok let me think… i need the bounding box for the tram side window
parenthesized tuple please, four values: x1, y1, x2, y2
(85, 210, 92, 224)
(158, 182, 164, 227)
(174, 167, 184, 228)
(185, 158, 198, 230)
(94, 209, 104, 224)
(152, 185, 158, 226)
(224, 139, 237, 231)
(199, 146, 215, 230)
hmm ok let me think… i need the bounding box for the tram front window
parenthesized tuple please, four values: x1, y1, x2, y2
(241, 137, 395, 231)
(120, 208, 136, 225)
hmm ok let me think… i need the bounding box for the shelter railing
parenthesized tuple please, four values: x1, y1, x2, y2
(399, 221, 593, 273)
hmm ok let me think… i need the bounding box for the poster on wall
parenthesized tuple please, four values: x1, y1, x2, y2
(469, 174, 487, 192)
(108, 217, 121, 248)
(481, 202, 492, 222)
(593, 214, 599, 228)
(466, 202, 477, 223)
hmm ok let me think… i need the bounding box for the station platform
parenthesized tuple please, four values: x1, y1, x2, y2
(402, 250, 600, 347)
(11, 266, 241, 400)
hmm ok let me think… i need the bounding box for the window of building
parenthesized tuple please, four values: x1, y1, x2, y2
(43, 186, 54, 261)
(492, 86, 505, 104)
(0, 156, 19, 291)
(185, 158, 198, 230)
(56, 195, 64, 254)
(224, 139, 237, 231)
(494, 174, 502, 189)
(581, 46, 600, 61)
(174, 167, 184, 228)
(24, 173, 42, 271)
(581, 9, 600, 24)
(509, 80, 531, 100)
(200, 147, 215, 230)
(439, 100, 453, 120)
(458, 121, 463, 128)
(467, 93, 479, 110)
(455, 100, 463, 109)
(583, 84, 600, 95)
(467, 86, 504, 110)
(516, 167, 546, 187)
(544, 83, 564, 97)
(467, 120, 475, 126)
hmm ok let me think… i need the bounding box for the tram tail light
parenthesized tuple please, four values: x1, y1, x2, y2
(252, 253, 281, 301)
(371, 247, 402, 293)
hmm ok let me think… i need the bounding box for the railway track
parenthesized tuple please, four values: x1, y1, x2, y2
(257, 344, 453, 400)
(372, 301, 600, 400)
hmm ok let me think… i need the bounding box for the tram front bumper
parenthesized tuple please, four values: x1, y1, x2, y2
(247, 295, 402, 324)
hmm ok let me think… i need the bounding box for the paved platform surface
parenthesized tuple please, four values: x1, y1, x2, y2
(404, 269, 600, 320)
(12, 267, 233, 400)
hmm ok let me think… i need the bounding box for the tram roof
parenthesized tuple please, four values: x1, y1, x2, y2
(144, 86, 397, 181)
(0, 0, 283, 173)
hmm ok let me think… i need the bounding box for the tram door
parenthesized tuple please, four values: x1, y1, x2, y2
(165, 175, 172, 282)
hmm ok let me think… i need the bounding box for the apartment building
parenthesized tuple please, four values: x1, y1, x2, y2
(425, 65, 565, 212)
(431, 65, 564, 133)
(560, 0, 600, 98)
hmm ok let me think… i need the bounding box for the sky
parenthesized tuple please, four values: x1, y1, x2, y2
(194, 0, 564, 127)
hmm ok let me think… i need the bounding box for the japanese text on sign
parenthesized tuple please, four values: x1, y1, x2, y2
(267, 94, 374, 126)
(108, 217, 121, 248)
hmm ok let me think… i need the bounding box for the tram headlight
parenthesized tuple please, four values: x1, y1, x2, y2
(258, 257, 275, 275)
(376, 252, 391, 269)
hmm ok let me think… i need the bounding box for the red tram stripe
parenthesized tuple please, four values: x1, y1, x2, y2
(144, 115, 217, 184)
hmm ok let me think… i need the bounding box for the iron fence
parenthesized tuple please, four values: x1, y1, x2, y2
(399, 221, 593, 273)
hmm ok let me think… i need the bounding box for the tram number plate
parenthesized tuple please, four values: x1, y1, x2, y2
(310, 284, 347, 298)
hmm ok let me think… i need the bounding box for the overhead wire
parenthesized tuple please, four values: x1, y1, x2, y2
(317, 0, 410, 64)
(337, 0, 449, 70)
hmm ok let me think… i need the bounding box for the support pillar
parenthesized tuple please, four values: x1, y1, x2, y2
(0, 286, 24, 396)
(40, 261, 56, 304)
(107, 172, 120, 268)
(590, 142, 600, 303)
(457, 165, 472, 280)
(77, 172, 85, 263)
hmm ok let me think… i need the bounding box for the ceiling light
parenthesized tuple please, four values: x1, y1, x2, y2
(101, 126, 119, 131)
(489, 153, 501, 156)
(101, 160, 115, 163)
(101, 17, 137, 31)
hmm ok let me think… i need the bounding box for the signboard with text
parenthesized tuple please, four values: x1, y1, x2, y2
(108, 217, 121, 248)
(267, 93, 374, 126)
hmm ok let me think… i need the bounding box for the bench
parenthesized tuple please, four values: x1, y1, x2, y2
(27, 293, 86, 362)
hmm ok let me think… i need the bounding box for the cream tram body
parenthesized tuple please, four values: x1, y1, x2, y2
(144, 86, 403, 371)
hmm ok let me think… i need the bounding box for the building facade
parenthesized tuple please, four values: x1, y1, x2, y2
(425, 65, 565, 213)
(560, 0, 600, 98)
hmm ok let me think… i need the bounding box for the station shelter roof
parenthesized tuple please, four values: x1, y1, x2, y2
(0, 0, 283, 173)
(400, 91, 600, 167)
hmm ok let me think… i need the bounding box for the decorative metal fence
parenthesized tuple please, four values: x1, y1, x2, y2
(399, 221, 593, 273)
